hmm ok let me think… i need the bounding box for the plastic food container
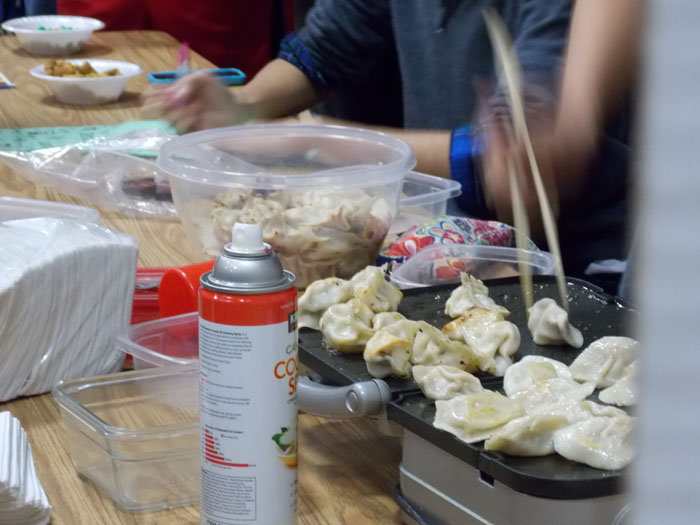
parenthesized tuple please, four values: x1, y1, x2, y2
(29, 59, 142, 105)
(0, 196, 99, 223)
(116, 312, 198, 369)
(1, 15, 104, 56)
(52, 364, 199, 511)
(391, 172, 462, 234)
(158, 124, 416, 288)
(389, 245, 556, 289)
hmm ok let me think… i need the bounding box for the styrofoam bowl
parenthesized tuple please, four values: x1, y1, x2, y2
(29, 59, 142, 105)
(2, 15, 104, 56)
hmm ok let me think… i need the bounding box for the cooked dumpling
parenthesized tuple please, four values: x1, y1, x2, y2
(364, 330, 413, 379)
(503, 356, 572, 397)
(372, 311, 407, 330)
(511, 377, 595, 415)
(484, 414, 570, 456)
(319, 299, 375, 354)
(411, 322, 478, 372)
(383, 319, 422, 341)
(434, 391, 524, 444)
(350, 265, 403, 313)
(599, 361, 638, 406)
(566, 400, 628, 423)
(569, 336, 638, 388)
(553, 415, 635, 470)
(412, 365, 483, 400)
(443, 308, 520, 375)
(527, 298, 583, 348)
(444, 273, 509, 318)
(298, 277, 354, 330)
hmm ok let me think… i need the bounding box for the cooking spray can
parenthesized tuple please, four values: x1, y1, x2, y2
(199, 223, 298, 525)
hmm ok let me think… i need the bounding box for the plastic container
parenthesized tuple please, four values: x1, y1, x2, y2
(0, 196, 99, 223)
(52, 364, 199, 511)
(391, 172, 462, 234)
(131, 268, 166, 325)
(29, 59, 142, 105)
(116, 312, 198, 369)
(1, 15, 104, 56)
(158, 124, 416, 288)
(389, 245, 556, 289)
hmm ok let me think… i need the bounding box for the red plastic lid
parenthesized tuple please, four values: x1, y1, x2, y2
(158, 260, 215, 318)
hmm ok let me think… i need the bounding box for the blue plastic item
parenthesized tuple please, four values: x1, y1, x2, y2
(147, 68, 246, 86)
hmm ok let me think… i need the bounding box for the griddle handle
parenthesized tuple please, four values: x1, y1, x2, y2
(297, 376, 391, 418)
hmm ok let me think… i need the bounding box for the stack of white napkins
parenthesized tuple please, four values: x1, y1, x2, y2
(0, 412, 50, 525)
(0, 218, 138, 402)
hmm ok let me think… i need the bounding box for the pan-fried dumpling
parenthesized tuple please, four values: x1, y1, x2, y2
(569, 336, 638, 388)
(599, 361, 638, 407)
(567, 400, 628, 422)
(372, 311, 407, 330)
(364, 330, 413, 379)
(351, 265, 403, 313)
(527, 298, 583, 348)
(298, 277, 354, 330)
(503, 356, 572, 397)
(412, 365, 483, 400)
(444, 273, 509, 318)
(319, 299, 375, 354)
(383, 319, 422, 341)
(411, 322, 478, 373)
(553, 415, 635, 470)
(511, 378, 595, 415)
(443, 308, 520, 375)
(484, 414, 570, 456)
(434, 391, 524, 444)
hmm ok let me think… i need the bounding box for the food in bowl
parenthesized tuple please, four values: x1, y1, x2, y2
(1, 15, 105, 56)
(44, 59, 120, 78)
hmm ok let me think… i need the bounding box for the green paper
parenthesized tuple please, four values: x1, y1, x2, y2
(0, 121, 176, 153)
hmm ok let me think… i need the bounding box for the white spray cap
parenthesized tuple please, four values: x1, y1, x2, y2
(229, 223, 269, 256)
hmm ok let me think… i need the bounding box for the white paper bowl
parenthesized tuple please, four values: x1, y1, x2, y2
(30, 59, 142, 105)
(2, 15, 105, 56)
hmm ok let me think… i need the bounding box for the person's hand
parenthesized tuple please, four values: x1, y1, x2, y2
(142, 72, 254, 133)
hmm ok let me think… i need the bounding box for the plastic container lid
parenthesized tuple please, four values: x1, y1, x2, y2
(392, 172, 462, 234)
(158, 124, 416, 189)
(0, 196, 99, 224)
(390, 245, 556, 289)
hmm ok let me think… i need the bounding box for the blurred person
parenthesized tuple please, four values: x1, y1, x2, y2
(57, 0, 291, 77)
(480, 0, 643, 287)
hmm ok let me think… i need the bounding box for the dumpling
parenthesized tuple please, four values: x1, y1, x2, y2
(566, 400, 628, 423)
(298, 277, 354, 330)
(503, 356, 572, 397)
(434, 391, 524, 443)
(511, 377, 595, 415)
(599, 361, 638, 406)
(484, 414, 570, 456)
(372, 311, 407, 330)
(412, 365, 483, 400)
(411, 322, 478, 373)
(444, 273, 509, 318)
(569, 336, 638, 388)
(382, 319, 422, 341)
(553, 415, 635, 470)
(364, 330, 413, 379)
(319, 299, 375, 354)
(527, 298, 583, 348)
(350, 265, 403, 313)
(442, 308, 520, 375)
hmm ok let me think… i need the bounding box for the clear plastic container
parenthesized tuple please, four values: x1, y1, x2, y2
(158, 124, 416, 288)
(1, 15, 104, 56)
(52, 364, 199, 511)
(391, 172, 462, 234)
(389, 245, 556, 289)
(116, 312, 198, 369)
(0, 196, 99, 223)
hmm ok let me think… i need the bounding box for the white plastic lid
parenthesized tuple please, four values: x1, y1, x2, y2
(229, 223, 269, 255)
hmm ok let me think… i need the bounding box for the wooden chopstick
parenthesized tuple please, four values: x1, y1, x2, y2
(483, 9, 569, 311)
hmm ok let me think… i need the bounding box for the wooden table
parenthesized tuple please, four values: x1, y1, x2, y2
(0, 31, 404, 524)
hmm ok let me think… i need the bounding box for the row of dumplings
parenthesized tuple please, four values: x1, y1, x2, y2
(423, 335, 638, 471)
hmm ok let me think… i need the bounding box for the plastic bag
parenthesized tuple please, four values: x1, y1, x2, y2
(0, 126, 177, 217)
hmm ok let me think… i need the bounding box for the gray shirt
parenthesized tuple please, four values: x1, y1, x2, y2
(297, 0, 572, 128)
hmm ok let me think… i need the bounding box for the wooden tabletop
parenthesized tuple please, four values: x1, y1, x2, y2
(0, 30, 403, 524)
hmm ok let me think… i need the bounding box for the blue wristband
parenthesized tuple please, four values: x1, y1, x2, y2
(450, 126, 490, 217)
